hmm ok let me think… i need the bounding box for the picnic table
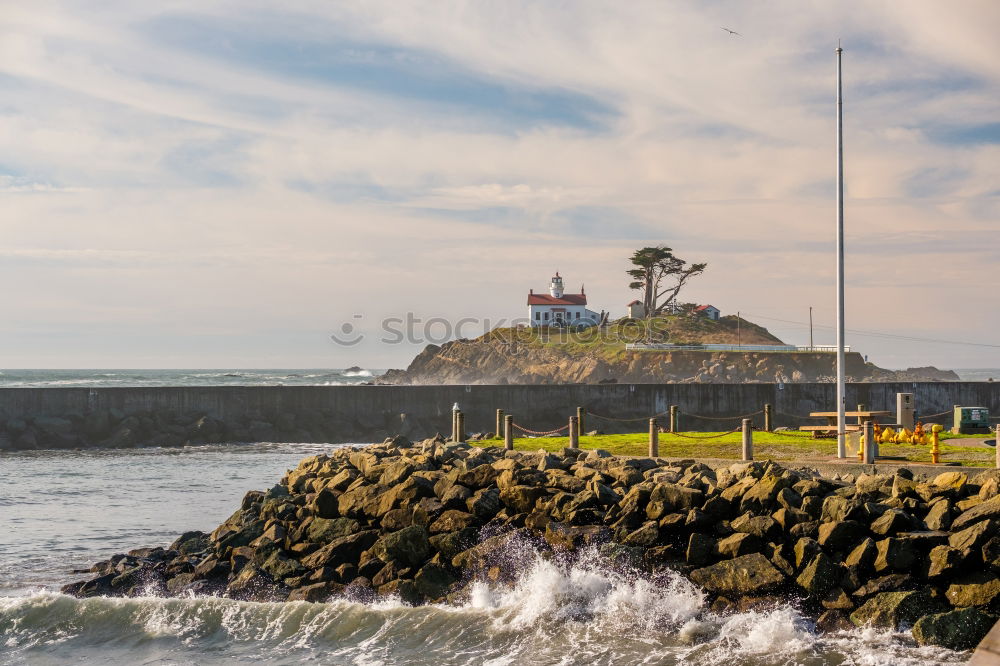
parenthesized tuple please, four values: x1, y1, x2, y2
(801, 410, 893, 438)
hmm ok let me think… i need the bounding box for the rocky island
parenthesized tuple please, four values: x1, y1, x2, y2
(377, 316, 959, 385)
(64, 437, 1000, 652)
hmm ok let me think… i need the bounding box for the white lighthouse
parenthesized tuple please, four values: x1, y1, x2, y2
(549, 273, 564, 298)
(527, 272, 602, 328)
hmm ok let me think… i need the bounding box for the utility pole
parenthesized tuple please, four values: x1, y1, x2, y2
(835, 42, 847, 459)
(737, 311, 741, 348)
(809, 306, 814, 349)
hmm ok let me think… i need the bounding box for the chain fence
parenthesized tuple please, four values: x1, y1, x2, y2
(510, 422, 571, 436)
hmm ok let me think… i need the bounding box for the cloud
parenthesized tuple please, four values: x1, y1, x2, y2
(0, 0, 998, 368)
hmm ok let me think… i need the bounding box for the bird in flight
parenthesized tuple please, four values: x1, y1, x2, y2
(721, 27, 741, 36)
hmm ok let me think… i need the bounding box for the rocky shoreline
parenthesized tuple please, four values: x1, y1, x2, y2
(63, 438, 1000, 652)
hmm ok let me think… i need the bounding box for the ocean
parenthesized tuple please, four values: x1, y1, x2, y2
(0, 369, 382, 388)
(0, 444, 968, 665)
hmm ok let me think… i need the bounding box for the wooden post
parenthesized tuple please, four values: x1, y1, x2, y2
(856, 403, 866, 426)
(863, 420, 875, 464)
(649, 418, 659, 458)
(669, 405, 678, 433)
(995, 424, 1000, 469)
(764, 403, 773, 432)
(741, 418, 753, 461)
(451, 409, 458, 442)
(457, 411, 465, 443)
(496, 409, 504, 439)
(569, 416, 579, 448)
(576, 406, 586, 435)
(504, 414, 513, 451)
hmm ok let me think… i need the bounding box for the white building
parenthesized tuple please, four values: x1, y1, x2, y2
(626, 300, 645, 319)
(527, 273, 601, 328)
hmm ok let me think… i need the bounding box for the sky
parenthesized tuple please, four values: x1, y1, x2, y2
(1, 0, 998, 370)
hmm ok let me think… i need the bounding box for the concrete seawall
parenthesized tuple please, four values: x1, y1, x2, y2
(1, 382, 998, 448)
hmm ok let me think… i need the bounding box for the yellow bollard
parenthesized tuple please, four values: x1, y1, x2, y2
(930, 424, 943, 464)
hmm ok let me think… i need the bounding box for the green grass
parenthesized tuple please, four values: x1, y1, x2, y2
(472, 431, 997, 466)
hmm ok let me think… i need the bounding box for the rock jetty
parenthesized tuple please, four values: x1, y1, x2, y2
(64, 437, 1000, 651)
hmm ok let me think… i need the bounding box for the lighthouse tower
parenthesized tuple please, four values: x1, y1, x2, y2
(526, 271, 600, 328)
(549, 272, 564, 298)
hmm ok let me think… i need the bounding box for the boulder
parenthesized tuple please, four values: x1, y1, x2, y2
(912, 607, 997, 650)
(716, 533, 762, 559)
(873, 537, 917, 572)
(413, 563, 457, 600)
(686, 533, 716, 566)
(850, 590, 948, 629)
(499, 485, 546, 514)
(924, 500, 952, 531)
(307, 517, 361, 544)
(946, 572, 1000, 607)
(796, 552, 841, 596)
(949, 519, 998, 553)
(926, 545, 965, 579)
(301, 530, 379, 569)
(544, 522, 611, 551)
(870, 509, 913, 537)
(373, 526, 431, 568)
(951, 495, 1000, 532)
(817, 520, 865, 552)
(689, 553, 786, 597)
(429, 510, 479, 534)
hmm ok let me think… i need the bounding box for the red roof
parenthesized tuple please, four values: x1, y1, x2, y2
(696, 304, 717, 311)
(527, 293, 587, 306)
(626, 300, 642, 306)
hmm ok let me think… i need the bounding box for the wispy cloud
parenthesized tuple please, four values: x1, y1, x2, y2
(0, 0, 998, 368)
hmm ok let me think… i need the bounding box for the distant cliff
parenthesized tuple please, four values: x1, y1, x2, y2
(378, 317, 959, 385)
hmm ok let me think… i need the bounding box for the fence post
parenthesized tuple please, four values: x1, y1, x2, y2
(576, 406, 586, 435)
(863, 420, 874, 464)
(995, 425, 1000, 469)
(457, 411, 466, 443)
(764, 404, 773, 432)
(451, 408, 458, 442)
(741, 419, 753, 461)
(669, 405, 678, 433)
(569, 416, 579, 448)
(504, 414, 513, 451)
(649, 418, 659, 457)
(856, 403, 866, 426)
(496, 409, 504, 439)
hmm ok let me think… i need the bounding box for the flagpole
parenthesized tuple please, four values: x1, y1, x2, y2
(835, 43, 847, 458)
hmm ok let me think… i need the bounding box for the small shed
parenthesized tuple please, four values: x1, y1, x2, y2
(626, 300, 645, 319)
(696, 304, 720, 321)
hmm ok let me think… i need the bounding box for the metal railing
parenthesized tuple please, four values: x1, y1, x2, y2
(624, 343, 851, 352)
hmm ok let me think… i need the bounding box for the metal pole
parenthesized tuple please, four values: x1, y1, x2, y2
(649, 418, 659, 457)
(569, 416, 579, 448)
(496, 409, 504, 439)
(809, 306, 814, 350)
(741, 419, 753, 461)
(863, 420, 874, 464)
(835, 42, 847, 459)
(504, 414, 513, 451)
(737, 311, 741, 349)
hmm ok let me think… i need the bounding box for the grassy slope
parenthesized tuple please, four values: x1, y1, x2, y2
(482, 315, 785, 364)
(472, 432, 995, 467)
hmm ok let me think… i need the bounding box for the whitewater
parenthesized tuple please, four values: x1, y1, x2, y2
(0, 444, 970, 665)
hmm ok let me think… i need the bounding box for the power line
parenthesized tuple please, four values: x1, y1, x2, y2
(743, 313, 1000, 349)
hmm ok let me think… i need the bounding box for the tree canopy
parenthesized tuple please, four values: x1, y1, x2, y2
(627, 246, 707, 316)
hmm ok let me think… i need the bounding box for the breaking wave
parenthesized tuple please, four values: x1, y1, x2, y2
(0, 547, 966, 666)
